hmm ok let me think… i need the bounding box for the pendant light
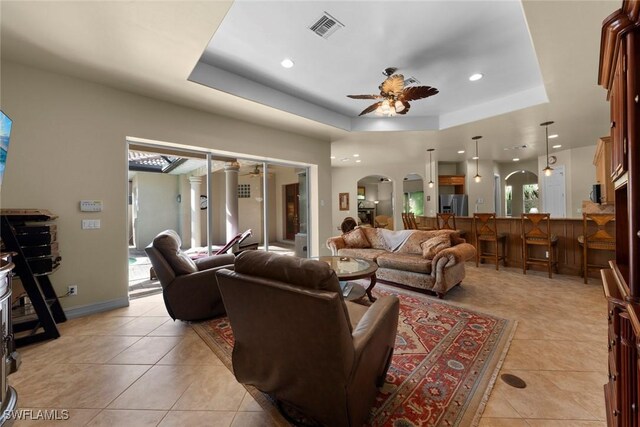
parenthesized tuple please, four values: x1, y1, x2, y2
(427, 148, 435, 188)
(541, 121, 555, 177)
(472, 136, 482, 183)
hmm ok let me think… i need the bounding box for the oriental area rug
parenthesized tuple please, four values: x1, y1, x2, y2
(192, 283, 516, 427)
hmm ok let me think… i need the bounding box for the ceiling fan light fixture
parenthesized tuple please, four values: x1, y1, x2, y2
(394, 100, 405, 113)
(374, 106, 383, 116)
(280, 58, 294, 69)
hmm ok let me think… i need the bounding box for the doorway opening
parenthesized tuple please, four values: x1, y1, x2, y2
(356, 175, 394, 229)
(126, 141, 311, 298)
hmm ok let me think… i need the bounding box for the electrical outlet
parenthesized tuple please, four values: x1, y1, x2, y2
(545, 251, 549, 258)
(68, 285, 78, 296)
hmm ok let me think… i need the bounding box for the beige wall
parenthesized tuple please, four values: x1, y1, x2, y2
(466, 159, 498, 214)
(0, 61, 332, 312)
(537, 145, 596, 218)
(332, 162, 429, 233)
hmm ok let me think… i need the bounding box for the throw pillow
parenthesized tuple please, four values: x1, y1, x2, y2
(153, 230, 198, 276)
(421, 234, 452, 260)
(361, 227, 390, 250)
(342, 227, 371, 248)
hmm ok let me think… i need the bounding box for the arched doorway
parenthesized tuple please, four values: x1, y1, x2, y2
(357, 175, 394, 229)
(505, 170, 539, 216)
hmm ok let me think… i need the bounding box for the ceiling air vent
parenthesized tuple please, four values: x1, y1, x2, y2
(503, 144, 529, 151)
(309, 12, 344, 39)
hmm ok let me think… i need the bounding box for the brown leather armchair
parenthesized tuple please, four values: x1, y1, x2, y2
(216, 251, 399, 427)
(145, 230, 234, 321)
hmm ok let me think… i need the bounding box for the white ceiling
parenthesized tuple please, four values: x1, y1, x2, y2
(0, 1, 618, 165)
(193, 0, 547, 132)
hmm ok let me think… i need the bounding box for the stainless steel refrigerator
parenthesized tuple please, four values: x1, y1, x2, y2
(439, 194, 468, 216)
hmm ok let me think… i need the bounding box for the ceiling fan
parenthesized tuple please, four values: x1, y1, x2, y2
(240, 165, 272, 178)
(347, 67, 439, 117)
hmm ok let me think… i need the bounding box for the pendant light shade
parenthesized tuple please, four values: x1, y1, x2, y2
(541, 121, 555, 177)
(427, 148, 435, 188)
(472, 136, 482, 183)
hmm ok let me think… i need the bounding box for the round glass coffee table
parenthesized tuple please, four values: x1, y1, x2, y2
(314, 256, 378, 302)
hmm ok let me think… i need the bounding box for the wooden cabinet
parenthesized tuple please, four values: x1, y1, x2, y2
(438, 175, 465, 194)
(594, 137, 615, 204)
(599, 2, 640, 425)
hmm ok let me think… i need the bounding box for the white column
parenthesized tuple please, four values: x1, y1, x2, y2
(189, 176, 203, 249)
(225, 162, 240, 241)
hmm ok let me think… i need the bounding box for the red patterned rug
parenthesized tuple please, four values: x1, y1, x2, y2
(192, 283, 516, 426)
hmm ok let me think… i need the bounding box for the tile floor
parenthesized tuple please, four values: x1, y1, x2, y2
(9, 263, 607, 426)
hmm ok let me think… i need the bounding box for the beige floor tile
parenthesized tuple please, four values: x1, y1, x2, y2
(141, 304, 172, 317)
(14, 336, 141, 365)
(157, 333, 223, 365)
(230, 411, 278, 427)
(86, 409, 166, 426)
(172, 365, 247, 411)
(525, 421, 606, 427)
(100, 302, 158, 317)
(108, 365, 204, 410)
(503, 340, 607, 372)
(238, 392, 264, 412)
(498, 370, 598, 420)
(56, 316, 137, 336)
(11, 408, 100, 427)
(147, 319, 192, 337)
(50, 364, 151, 408)
(478, 419, 529, 427)
(108, 336, 182, 364)
(158, 411, 236, 427)
(481, 381, 522, 418)
(111, 316, 170, 336)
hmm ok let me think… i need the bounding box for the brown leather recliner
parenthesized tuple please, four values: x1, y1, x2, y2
(216, 251, 399, 427)
(145, 230, 234, 321)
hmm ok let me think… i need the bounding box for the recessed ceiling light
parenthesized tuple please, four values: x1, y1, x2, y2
(469, 73, 483, 82)
(457, 150, 465, 154)
(281, 58, 294, 69)
(513, 158, 520, 162)
(548, 134, 559, 139)
(353, 154, 360, 157)
(330, 156, 336, 159)
(355, 159, 362, 163)
(552, 144, 562, 149)
(472, 156, 479, 160)
(340, 157, 350, 162)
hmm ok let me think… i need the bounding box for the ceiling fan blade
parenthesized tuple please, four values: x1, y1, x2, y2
(347, 94, 383, 99)
(399, 86, 439, 101)
(359, 102, 382, 116)
(397, 101, 411, 115)
(380, 74, 405, 96)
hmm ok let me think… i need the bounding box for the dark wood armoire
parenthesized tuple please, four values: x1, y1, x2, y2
(599, 1, 640, 425)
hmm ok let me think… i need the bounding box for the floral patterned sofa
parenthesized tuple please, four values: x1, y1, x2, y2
(326, 227, 476, 298)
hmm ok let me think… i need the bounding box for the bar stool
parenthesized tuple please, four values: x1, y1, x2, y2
(473, 213, 507, 270)
(401, 213, 410, 230)
(521, 213, 558, 278)
(436, 213, 466, 238)
(407, 213, 432, 230)
(578, 213, 615, 284)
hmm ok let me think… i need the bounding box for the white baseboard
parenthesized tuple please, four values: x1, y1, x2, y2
(64, 296, 129, 319)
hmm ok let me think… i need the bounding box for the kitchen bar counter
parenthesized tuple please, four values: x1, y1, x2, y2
(418, 216, 615, 278)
